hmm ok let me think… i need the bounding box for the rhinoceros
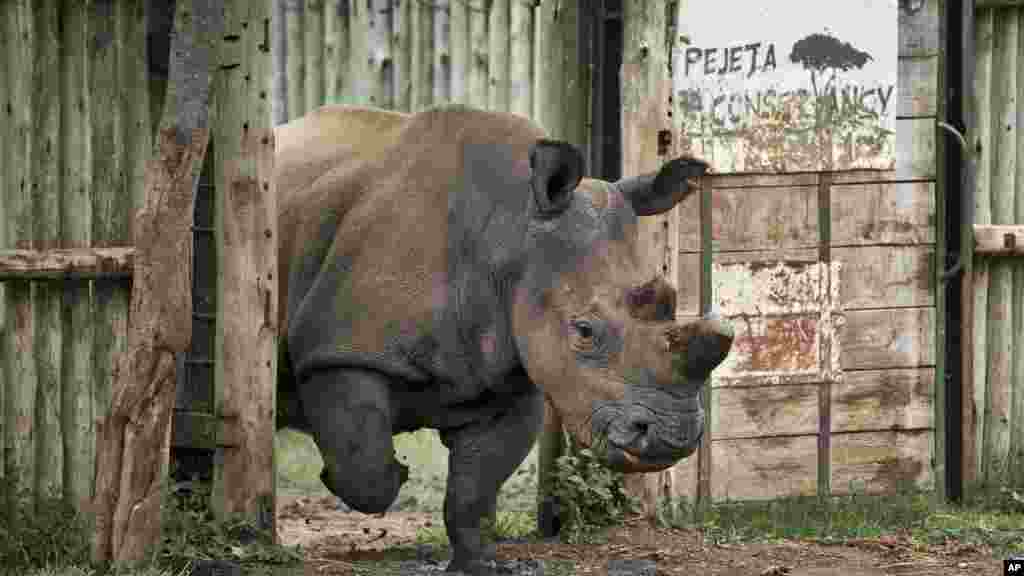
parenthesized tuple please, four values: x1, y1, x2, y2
(273, 103, 733, 574)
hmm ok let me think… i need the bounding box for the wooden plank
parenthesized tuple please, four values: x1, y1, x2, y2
(272, 0, 288, 123)
(974, 224, 1024, 255)
(678, 183, 819, 252)
(372, 0, 393, 108)
(4, 0, 38, 512)
(898, 0, 940, 58)
(559, 0, 586, 149)
(89, 0, 129, 460)
(898, 55, 938, 117)
(410, 0, 433, 111)
(715, 314, 821, 379)
(433, 0, 451, 105)
(831, 369, 934, 433)
(711, 436, 819, 501)
(831, 430, 933, 494)
(123, 0, 151, 213)
(391, 0, 411, 111)
(831, 181, 935, 246)
(32, 0, 64, 502)
(467, 0, 488, 109)
(324, 0, 350, 106)
(895, 117, 935, 180)
(0, 0, 7, 490)
(212, 0, 278, 532)
(712, 259, 828, 316)
(508, 0, 531, 117)
(982, 10, 1020, 485)
(348, 0, 370, 105)
(0, 248, 134, 280)
(450, 0, 468, 104)
(91, 0, 219, 562)
(487, 0, 508, 111)
(60, 0, 95, 510)
(304, 0, 323, 111)
(285, 0, 305, 118)
(533, 0, 562, 134)
(840, 307, 936, 370)
(832, 246, 934, 309)
(976, 0, 1024, 6)
(711, 385, 819, 440)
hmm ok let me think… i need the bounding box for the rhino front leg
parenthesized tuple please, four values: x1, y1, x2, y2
(298, 368, 409, 513)
(439, 383, 544, 575)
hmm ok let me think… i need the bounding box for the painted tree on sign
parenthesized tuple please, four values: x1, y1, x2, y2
(788, 32, 872, 97)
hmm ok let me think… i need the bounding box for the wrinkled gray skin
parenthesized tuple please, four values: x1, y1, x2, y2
(273, 104, 733, 575)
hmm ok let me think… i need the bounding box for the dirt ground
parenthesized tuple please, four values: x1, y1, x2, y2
(276, 493, 1006, 576)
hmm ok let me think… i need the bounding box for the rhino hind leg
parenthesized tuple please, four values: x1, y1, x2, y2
(298, 368, 409, 514)
(439, 380, 544, 575)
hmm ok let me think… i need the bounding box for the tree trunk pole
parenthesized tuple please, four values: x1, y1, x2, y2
(91, 0, 222, 564)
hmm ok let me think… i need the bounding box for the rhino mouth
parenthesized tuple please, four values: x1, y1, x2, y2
(603, 427, 703, 473)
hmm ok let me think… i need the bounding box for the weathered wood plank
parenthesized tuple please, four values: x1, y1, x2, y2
(410, 0, 433, 111)
(895, 117, 936, 180)
(976, 0, 1024, 6)
(0, 248, 134, 280)
(123, 0, 151, 213)
(831, 430, 933, 494)
(898, 55, 937, 117)
(840, 307, 936, 370)
(467, 0, 488, 109)
(0, 0, 8, 489)
(678, 184, 819, 252)
(711, 385, 819, 440)
(371, 0, 393, 108)
(4, 0, 38, 513)
(711, 258, 829, 316)
(711, 436, 819, 500)
(832, 246, 934, 309)
(324, 0, 350, 106)
(32, 0, 64, 502)
(91, 0, 219, 562)
(432, 0, 450, 105)
(450, 0, 468, 104)
(899, 0, 940, 58)
(391, 0, 410, 111)
(831, 181, 935, 246)
(831, 369, 934, 433)
(304, 0, 323, 110)
(508, 0, 531, 117)
(211, 0, 278, 532)
(349, 0, 370, 105)
(715, 314, 821, 379)
(678, 250, 820, 318)
(487, 0, 508, 111)
(974, 224, 1024, 255)
(982, 10, 1020, 485)
(533, 0, 561, 135)
(60, 0, 95, 509)
(285, 0, 305, 118)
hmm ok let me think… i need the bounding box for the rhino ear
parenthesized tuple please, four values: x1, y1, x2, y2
(617, 156, 710, 216)
(530, 139, 584, 216)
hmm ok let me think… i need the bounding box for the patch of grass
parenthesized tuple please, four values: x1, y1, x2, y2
(0, 482, 93, 575)
(157, 481, 303, 575)
(656, 482, 1024, 557)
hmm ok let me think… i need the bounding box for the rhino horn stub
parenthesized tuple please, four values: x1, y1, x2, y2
(617, 156, 711, 216)
(665, 313, 734, 383)
(530, 139, 585, 216)
(628, 277, 677, 322)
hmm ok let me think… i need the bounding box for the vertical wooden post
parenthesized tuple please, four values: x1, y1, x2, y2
(467, 0, 489, 109)
(392, 0, 412, 112)
(0, 0, 7, 488)
(410, 0, 434, 111)
(433, 0, 451, 104)
(305, 0, 324, 112)
(273, 0, 289, 123)
(212, 0, 278, 535)
(91, 0, 221, 563)
(32, 0, 64, 504)
(508, 0, 531, 117)
(450, 0, 468, 104)
(487, 0, 508, 111)
(4, 0, 38, 515)
(372, 0, 394, 109)
(620, 0, 672, 521)
(60, 0, 95, 511)
(286, 0, 305, 118)
(324, 0, 350, 106)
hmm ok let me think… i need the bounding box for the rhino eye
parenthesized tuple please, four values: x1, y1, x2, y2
(573, 320, 595, 341)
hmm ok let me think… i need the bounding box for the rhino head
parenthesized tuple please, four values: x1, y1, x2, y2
(512, 140, 733, 473)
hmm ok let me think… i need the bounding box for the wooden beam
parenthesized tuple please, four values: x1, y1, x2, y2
(973, 224, 1024, 256)
(0, 247, 134, 280)
(91, 0, 220, 563)
(976, 0, 1024, 6)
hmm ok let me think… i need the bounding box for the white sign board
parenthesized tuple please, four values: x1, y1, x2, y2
(672, 0, 898, 173)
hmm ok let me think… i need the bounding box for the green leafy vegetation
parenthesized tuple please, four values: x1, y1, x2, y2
(549, 432, 640, 543)
(0, 482, 93, 575)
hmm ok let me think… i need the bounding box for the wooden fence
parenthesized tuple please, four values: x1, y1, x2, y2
(0, 0, 149, 512)
(962, 1, 1024, 492)
(0, 0, 278, 547)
